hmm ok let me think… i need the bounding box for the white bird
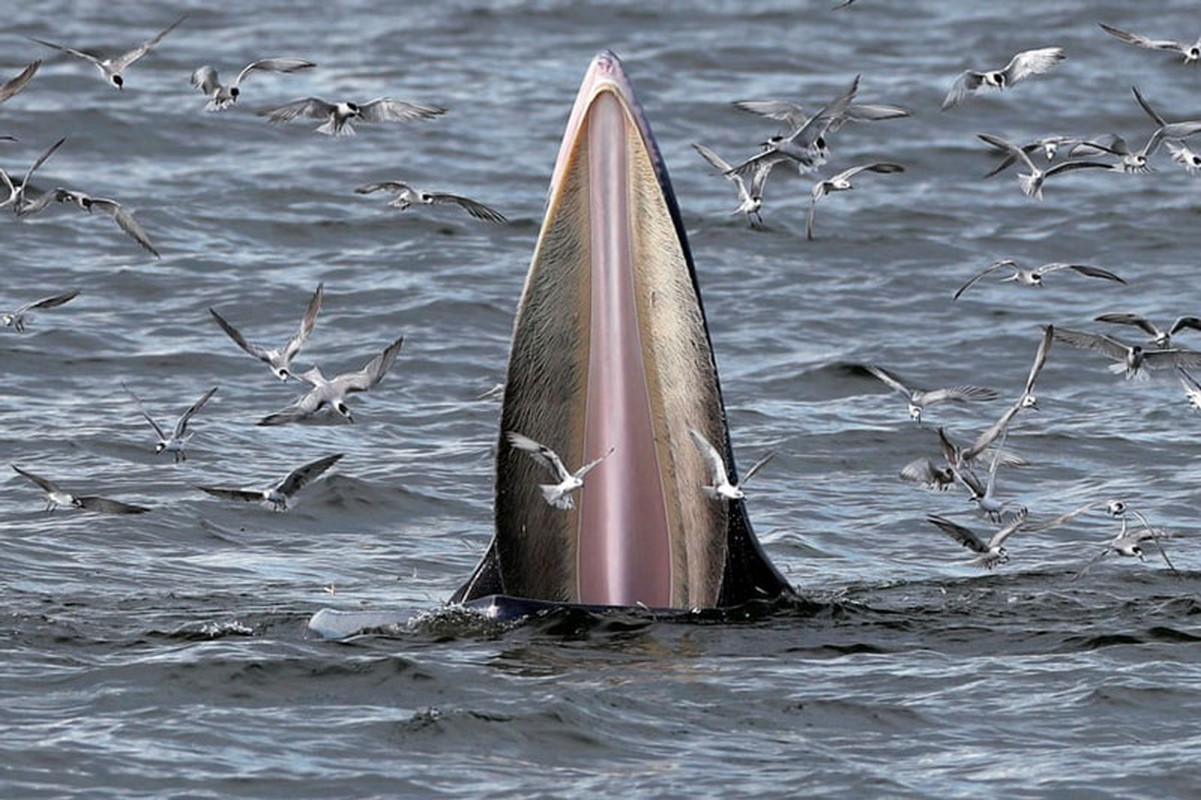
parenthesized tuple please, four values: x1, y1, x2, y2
(926, 507, 1029, 569)
(28, 14, 186, 89)
(730, 97, 909, 132)
(1053, 327, 1201, 380)
(20, 188, 160, 257)
(11, 464, 150, 514)
(1094, 312, 1201, 348)
(506, 431, 614, 510)
(0, 59, 40, 104)
(197, 454, 343, 513)
(1099, 23, 1201, 64)
(899, 457, 956, 491)
(1075, 509, 1178, 579)
(1166, 141, 1201, 174)
(354, 180, 507, 223)
(942, 47, 1065, 110)
(981, 135, 1081, 178)
(2, 288, 79, 333)
(863, 364, 998, 424)
(806, 162, 904, 240)
(260, 96, 445, 136)
(123, 384, 218, 463)
(191, 57, 316, 111)
(209, 283, 323, 381)
(258, 336, 404, 425)
(1177, 367, 1201, 411)
(977, 133, 1114, 199)
(968, 430, 1019, 521)
(692, 143, 767, 228)
(688, 427, 775, 502)
(0, 137, 65, 214)
(953, 259, 1126, 300)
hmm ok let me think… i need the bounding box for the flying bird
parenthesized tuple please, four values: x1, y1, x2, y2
(863, 364, 997, 424)
(258, 336, 404, 425)
(899, 457, 956, 491)
(209, 283, 323, 381)
(1166, 141, 1201, 174)
(191, 57, 316, 111)
(806, 162, 904, 240)
(942, 47, 1065, 110)
(1052, 327, 1201, 380)
(506, 431, 614, 510)
(1094, 312, 1201, 348)
(0, 137, 65, 214)
(980, 135, 1081, 179)
(123, 384, 218, 463)
(354, 180, 507, 223)
(197, 454, 343, 513)
(1098, 23, 1201, 64)
(260, 96, 445, 136)
(688, 427, 775, 502)
(1074, 509, 1178, 579)
(977, 133, 1113, 199)
(953, 259, 1126, 300)
(2, 288, 79, 333)
(692, 143, 767, 228)
(20, 188, 160, 257)
(28, 14, 186, 89)
(926, 507, 1029, 570)
(730, 97, 909, 132)
(11, 464, 149, 514)
(0, 59, 40, 104)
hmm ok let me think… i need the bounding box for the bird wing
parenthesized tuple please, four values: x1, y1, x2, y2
(27, 36, 102, 66)
(87, 198, 159, 258)
(233, 57, 316, 87)
(0, 59, 40, 104)
(740, 450, 777, 486)
(1043, 160, 1115, 178)
(573, 447, 615, 480)
(692, 142, 736, 176)
(261, 97, 335, 123)
(112, 14, 187, 71)
(122, 383, 167, 440)
(256, 392, 324, 426)
(1099, 23, 1182, 52)
(1131, 85, 1167, 127)
(356, 97, 446, 123)
(805, 197, 817, 241)
(926, 514, 988, 554)
(863, 364, 913, 398)
(989, 507, 1029, 548)
(16, 288, 80, 315)
(424, 192, 508, 223)
(190, 65, 220, 95)
(337, 336, 404, 393)
(953, 259, 1015, 301)
(197, 486, 263, 503)
(900, 458, 942, 487)
(1145, 348, 1201, 371)
(730, 99, 809, 129)
(941, 70, 984, 111)
(174, 385, 218, 437)
(1024, 501, 1102, 534)
(787, 74, 859, 149)
(74, 495, 150, 514)
(920, 385, 999, 406)
(1094, 312, 1159, 338)
(688, 427, 729, 487)
(830, 162, 905, 183)
(208, 307, 271, 362)
(22, 137, 66, 189)
(1036, 263, 1127, 284)
(507, 431, 572, 482)
(354, 180, 411, 195)
(1003, 47, 1065, 84)
(963, 401, 1021, 463)
(277, 453, 343, 497)
(1024, 325, 1054, 397)
(1178, 366, 1201, 393)
(1051, 328, 1133, 361)
(844, 102, 910, 123)
(11, 464, 62, 494)
(1170, 316, 1201, 337)
(282, 283, 323, 363)
(976, 134, 1036, 172)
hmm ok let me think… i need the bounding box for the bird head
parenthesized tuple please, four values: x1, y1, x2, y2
(154, 442, 166, 455)
(111, 74, 124, 90)
(1020, 393, 1039, 411)
(907, 404, 922, 423)
(345, 102, 361, 116)
(274, 367, 290, 381)
(987, 71, 1006, 88)
(229, 86, 240, 99)
(1, 314, 13, 328)
(335, 401, 354, 423)
(996, 547, 1010, 565)
(1106, 500, 1126, 517)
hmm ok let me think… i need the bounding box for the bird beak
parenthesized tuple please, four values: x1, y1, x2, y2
(468, 51, 789, 610)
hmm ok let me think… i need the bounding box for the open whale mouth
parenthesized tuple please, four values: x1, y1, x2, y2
(454, 51, 790, 610)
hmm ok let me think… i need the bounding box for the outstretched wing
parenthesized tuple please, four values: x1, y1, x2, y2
(87, 198, 159, 258)
(507, 431, 572, 482)
(1063, 264, 1126, 284)
(0, 59, 40, 104)
(829, 162, 905, 184)
(277, 453, 343, 497)
(919, 385, 999, 406)
(1024, 325, 1054, 397)
(1094, 312, 1158, 338)
(953, 259, 1013, 301)
(926, 514, 988, 554)
(356, 97, 446, 123)
(942, 70, 984, 111)
(1098, 23, 1183, 53)
(15, 288, 80, 316)
(197, 486, 263, 503)
(112, 14, 187, 71)
(1051, 327, 1133, 361)
(190, 65, 220, 95)
(425, 192, 508, 223)
(122, 382, 167, 440)
(573, 447, 615, 480)
(75, 495, 150, 514)
(260, 97, 335, 123)
(688, 427, 729, 486)
(233, 57, 316, 88)
(334, 336, 404, 393)
(354, 181, 411, 195)
(730, 99, 809, 129)
(11, 463, 61, 494)
(175, 385, 219, 437)
(282, 283, 323, 363)
(863, 364, 913, 398)
(740, 450, 777, 486)
(27, 36, 102, 67)
(22, 137, 66, 188)
(209, 307, 270, 362)
(1002, 47, 1065, 84)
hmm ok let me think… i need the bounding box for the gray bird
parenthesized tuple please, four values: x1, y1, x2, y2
(1053, 327, 1201, 380)
(0, 59, 40, 104)
(28, 14, 186, 89)
(123, 384, 218, 463)
(19, 188, 159, 257)
(191, 57, 316, 111)
(11, 464, 149, 514)
(2, 288, 79, 333)
(1099, 23, 1201, 64)
(506, 431, 614, 510)
(954, 259, 1125, 300)
(197, 454, 343, 513)
(258, 336, 404, 425)
(1094, 312, 1201, 348)
(926, 507, 1030, 569)
(0, 137, 65, 214)
(689, 427, 775, 502)
(209, 283, 323, 381)
(730, 97, 909, 132)
(260, 96, 445, 136)
(692, 143, 767, 228)
(1074, 509, 1178, 579)
(977, 133, 1113, 199)
(864, 364, 998, 424)
(942, 47, 1065, 110)
(806, 162, 904, 240)
(354, 180, 507, 223)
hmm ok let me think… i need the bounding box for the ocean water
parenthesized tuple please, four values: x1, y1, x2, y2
(3, 1, 1200, 797)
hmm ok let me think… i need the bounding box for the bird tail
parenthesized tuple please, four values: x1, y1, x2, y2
(1018, 174, 1041, 199)
(541, 484, 574, 510)
(317, 119, 353, 137)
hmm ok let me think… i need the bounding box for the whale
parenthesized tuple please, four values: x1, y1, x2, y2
(451, 51, 793, 612)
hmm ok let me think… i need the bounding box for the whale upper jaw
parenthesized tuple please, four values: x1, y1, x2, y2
(454, 51, 792, 611)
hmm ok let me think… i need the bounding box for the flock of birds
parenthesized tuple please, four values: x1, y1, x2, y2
(2, 11, 1198, 587)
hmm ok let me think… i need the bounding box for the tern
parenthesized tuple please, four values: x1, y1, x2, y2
(1098, 23, 1201, 64)
(981, 135, 1081, 179)
(1052, 327, 1201, 380)
(953, 259, 1126, 300)
(11, 464, 149, 514)
(730, 98, 909, 132)
(0, 59, 40, 104)
(1075, 509, 1178, 579)
(2, 288, 79, 333)
(0, 137, 65, 214)
(806, 162, 904, 240)
(28, 14, 186, 89)
(354, 180, 507, 223)
(1177, 367, 1201, 411)
(209, 283, 323, 381)
(926, 507, 1029, 569)
(191, 57, 316, 111)
(899, 457, 956, 491)
(863, 364, 998, 424)
(692, 143, 766, 228)
(688, 427, 775, 502)
(258, 336, 404, 425)
(197, 454, 343, 513)
(1094, 312, 1201, 348)
(19, 188, 160, 257)
(942, 47, 1065, 110)
(977, 133, 1113, 199)
(260, 96, 445, 136)
(123, 384, 218, 463)
(506, 431, 614, 510)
